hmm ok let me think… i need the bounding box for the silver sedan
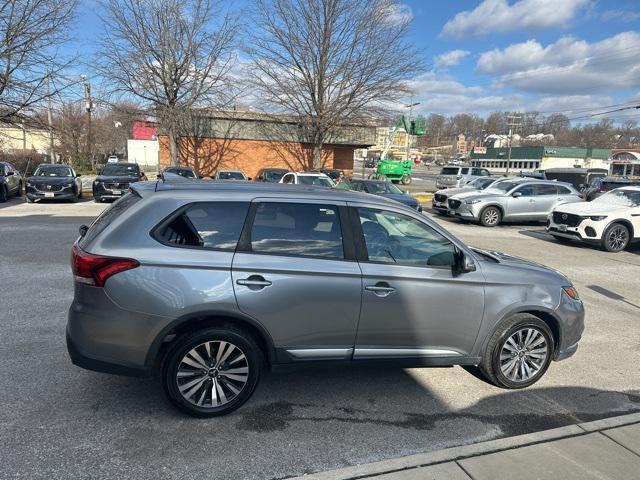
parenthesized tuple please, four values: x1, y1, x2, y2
(447, 179, 583, 226)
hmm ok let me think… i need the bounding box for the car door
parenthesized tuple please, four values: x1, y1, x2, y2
(232, 199, 363, 362)
(505, 184, 536, 219)
(533, 184, 561, 218)
(350, 204, 485, 359)
(6, 163, 18, 193)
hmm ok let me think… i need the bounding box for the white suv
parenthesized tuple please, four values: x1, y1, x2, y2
(547, 186, 640, 252)
(280, 172, 335, 187)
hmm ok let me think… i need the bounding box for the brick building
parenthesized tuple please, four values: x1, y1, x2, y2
(158, 111, 376, 178)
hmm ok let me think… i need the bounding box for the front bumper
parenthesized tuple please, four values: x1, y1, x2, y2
(546, 216, 605, 244)
(449, 202, 482, 220)
(93, 182, 130, 200)
(26, 185, 76, 200)
(432, 200, 450, 214)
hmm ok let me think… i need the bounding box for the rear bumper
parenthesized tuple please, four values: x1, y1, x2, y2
(553, 290, 585, 361)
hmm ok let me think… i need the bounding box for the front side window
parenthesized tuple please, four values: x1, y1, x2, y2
(156, 202, 249, 249)
(514, 184, 535, 196)
(281, 174, 294, 184)
(358, 208, 456, 267)
(250, 203, 343, 259)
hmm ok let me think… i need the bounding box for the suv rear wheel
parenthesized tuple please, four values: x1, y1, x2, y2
(478, 314, 553, 389)
(162, 326, 262, 417)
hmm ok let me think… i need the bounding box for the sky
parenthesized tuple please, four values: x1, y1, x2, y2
(69, 0, 640, 121)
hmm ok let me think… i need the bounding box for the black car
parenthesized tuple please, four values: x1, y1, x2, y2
(255, 168, 288, 183)
(161, 166, 199, 179)
(0, 162, 23, 202)
(25, 164, 82, 203)
(310, 168, 343, 182)
(349, 179, 422, 211)
(582, 176, 640, 201)
(93, 163, 147, 202)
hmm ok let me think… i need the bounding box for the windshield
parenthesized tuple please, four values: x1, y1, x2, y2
(265, 170, 286, 181)
(33, 165, 73, 177)
(298, 175, 334, 187)
(167, 168, 196, 178)
(218, 171, 245, 180)
(470, 177, 496, 189)
(363, 182, 403, 194)
(486, 181, 520, 193)
(593, 189, 640, 207)
(101, 164, 139, 176)
(440, 167, 460, 175)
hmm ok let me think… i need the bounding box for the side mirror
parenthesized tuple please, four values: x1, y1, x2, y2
(512, 191, 522, 198)
(6, 171, 14, 176)
(453, 248, 476, 275)
(247, 177, 252, 181)
(79, 225, 88, 237)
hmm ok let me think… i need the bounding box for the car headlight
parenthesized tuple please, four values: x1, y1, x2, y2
(465, 199, 481, 204)
(588, 216, 607, 221)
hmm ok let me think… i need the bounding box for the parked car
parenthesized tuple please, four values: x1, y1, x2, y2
(310, 168, 343, 182)
(448, 179, 582, 227)
(280, 171, 335, 187)
(214, 170, 249, 181)
(581, 176, 640, 201)
(162, 166, 199, 179)
(364, 158, 377, 169)
(544, 168, 608, 191)
(547, 186, 640, 252)
(67, 181, 584, 416)
(432, 176, 507, 215)
(436, 166, 491, 189)
(25, 164, 82, 203)
(93, 163, 147, 202)
(255, 168, 288, 183)
(349, 179, 422, 211)
(0, 161, 23, 202)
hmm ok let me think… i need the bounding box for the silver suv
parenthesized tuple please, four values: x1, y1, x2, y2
(436, 166, 491, 189)
(67, 181, 584, 416)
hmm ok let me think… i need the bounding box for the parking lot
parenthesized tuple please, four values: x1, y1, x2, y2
(1, 196, 639, 480)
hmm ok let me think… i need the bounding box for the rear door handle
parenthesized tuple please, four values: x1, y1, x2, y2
(236, 275, 272, 289)
(365, 282, 395, 297)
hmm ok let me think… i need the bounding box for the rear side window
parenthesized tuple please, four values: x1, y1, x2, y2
(460, 167, 469, 174)
(155, 202, 249, 250)
(440, 167, 460, 175)
(557, 186, 573, 194)
(79, 192, 141, 248)
(535, 184, 558, 195)
(250, 203, 344, 259)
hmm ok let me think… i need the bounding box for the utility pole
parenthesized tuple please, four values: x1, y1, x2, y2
(405, 98, 420, 162)
(82, 76, 94, 170)
(505, 114, 522, 175)
(45, 69, 55, 163)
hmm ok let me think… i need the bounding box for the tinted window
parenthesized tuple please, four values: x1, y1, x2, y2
(460, 168, 469, 174)
(440, 167, 460, 175)
(557, 186, 573, 194)
(535, 184, 558, 195)
(297, 176, 334, 187)
(156, 202, 249, 249)
(218, 171, 245, 180)
(358, 208, 456, 267)
(101, 164, 139, 176)
(264, 170, 286, 181)
(250, 203, 343, 259)
(515, 185, 535, 196)
(79, 192, 141, 248)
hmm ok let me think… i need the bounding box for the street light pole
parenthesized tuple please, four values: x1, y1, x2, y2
(405, 99, 420, 163)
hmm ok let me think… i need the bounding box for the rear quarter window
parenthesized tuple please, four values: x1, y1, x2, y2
(79, 192, 141, 248)
(154, 202, 249, 250)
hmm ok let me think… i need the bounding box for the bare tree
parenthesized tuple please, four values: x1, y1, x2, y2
(247, 0, 419, 169)
(0, 0, 77, 125)
(97, 0, 238, 165)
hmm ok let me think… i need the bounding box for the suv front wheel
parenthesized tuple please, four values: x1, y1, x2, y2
(478, 314, 553, 389)
(162, 326, 262, 417)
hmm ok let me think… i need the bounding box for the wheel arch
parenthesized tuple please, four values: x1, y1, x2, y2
(604, 218, 634, 240)
(146, 311, 276, 369)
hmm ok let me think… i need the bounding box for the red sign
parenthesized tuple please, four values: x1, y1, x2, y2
(474, 146, 487, 154)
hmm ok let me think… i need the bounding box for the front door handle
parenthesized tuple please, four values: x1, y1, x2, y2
(365, 282, 395, 297)
(236, 275, 272, 290)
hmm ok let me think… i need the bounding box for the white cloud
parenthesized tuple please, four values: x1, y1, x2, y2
(381, 2, 413, 26)
(441, 0, 589, 39)
(434, 50, 470, 68)
(475, 31, 640, 94)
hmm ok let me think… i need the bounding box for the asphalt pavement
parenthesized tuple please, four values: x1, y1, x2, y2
(1, 197, 639, 480)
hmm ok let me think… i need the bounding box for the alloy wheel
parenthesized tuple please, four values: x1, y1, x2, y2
(176, 341, 249, 408)
(499, 327, 548, 383)
(483, 208, 499, 225)
(607, 226, 628, 251)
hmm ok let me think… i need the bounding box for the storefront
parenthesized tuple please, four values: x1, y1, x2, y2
(610, 149, 640, 178)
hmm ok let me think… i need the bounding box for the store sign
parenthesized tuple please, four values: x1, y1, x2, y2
(545, 149, 557, 155)
(474, 147, 487, 154)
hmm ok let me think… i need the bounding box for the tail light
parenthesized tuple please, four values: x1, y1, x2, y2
(71, 243, 139, 287)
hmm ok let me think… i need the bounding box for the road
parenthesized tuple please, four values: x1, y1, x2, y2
(1, 197, 639, 480)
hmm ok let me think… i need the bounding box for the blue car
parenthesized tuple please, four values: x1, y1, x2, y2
(349, 179, 422, 211)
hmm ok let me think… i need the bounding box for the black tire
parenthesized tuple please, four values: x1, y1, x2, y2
(15, 182, 23, 196)
(0, 185, 7, 203)
(26, 196, 34, 203)
(401, 174, 411, 185)
(94, 195, 101, 203)
(478, 313, 554, 389)
(601, 223, 630, 253)
(161, 325, 262, 417)
(479, 206, 502, 227)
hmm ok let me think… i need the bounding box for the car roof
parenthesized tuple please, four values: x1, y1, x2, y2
(134, 179, 403, 208)
(618, 185, 640, 191)
(37, 163, 71, 167)
(600, 176, 635, 182)
(260, 167, 288, 171)
(294, 172, 327, 176)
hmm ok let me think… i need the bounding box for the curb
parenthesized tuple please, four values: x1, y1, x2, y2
(291, 412, 640, 480)
(413, 193, 433, 203)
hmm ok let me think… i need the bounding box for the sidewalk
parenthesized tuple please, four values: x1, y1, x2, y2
(294, 412, 640, 480)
